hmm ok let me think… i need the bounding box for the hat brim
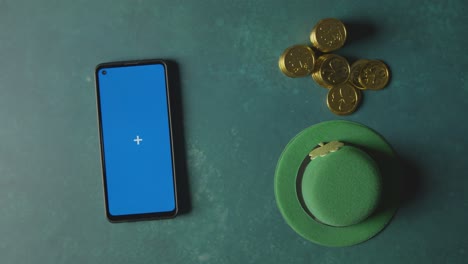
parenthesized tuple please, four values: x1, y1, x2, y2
(274, 120, 399, 247)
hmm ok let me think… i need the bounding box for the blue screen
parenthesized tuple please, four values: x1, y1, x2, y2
(97, 63, 175, 216)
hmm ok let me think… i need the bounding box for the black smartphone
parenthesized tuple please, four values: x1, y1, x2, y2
(95, 59, 177, 222)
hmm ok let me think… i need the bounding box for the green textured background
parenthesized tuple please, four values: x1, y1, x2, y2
(1, 0, 467, 263)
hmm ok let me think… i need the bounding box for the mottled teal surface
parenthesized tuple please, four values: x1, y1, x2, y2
(0, 0, 467, 263)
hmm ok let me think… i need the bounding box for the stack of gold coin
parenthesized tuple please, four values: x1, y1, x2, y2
(357, 60, 390, 90)
(312, 54, 350, 89)
(278, 18, 391, 115)
(278, 45, 316, 78)
(310, 18, 347, 52)
(327, 82, 362, 115)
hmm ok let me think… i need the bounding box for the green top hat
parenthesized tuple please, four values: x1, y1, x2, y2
(274, 120, 399, 247)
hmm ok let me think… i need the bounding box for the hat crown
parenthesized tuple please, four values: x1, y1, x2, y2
(300, 145, 382, 227)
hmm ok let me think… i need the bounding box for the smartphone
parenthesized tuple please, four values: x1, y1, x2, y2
(95, 59, 177, 222)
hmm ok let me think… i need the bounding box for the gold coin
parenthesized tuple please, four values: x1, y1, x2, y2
(312, 54, 350, 89)
(349, 59, 369, 90)
(327, 82, 361, 115)
(278, 45, 315, 78)
(310, 18, 347, 52)
(358, 60, 390, 90)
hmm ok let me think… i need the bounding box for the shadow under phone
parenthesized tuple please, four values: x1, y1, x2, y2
(166, 60, 192, 215)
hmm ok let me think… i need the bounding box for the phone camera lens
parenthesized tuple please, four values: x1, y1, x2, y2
(102, 70, 107, 75)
